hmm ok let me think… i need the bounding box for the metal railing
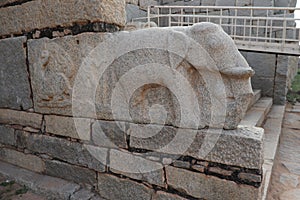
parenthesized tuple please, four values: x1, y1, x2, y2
(133, 6, 300, 55)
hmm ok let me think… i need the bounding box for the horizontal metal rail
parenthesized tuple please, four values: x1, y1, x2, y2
(133, 6, 300, 55)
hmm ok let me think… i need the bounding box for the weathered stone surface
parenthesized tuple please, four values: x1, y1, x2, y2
(0, 125, 15, 146)
(97, 173, 154, 200)
(280, 189, 300, 200)
(251, 77, 274, 97)
(31, 23, 253, 130)
(15, 130, 107, 172)
(166, 166, 258, 199)
(238, 172, 262, 183)
(215, 0, 235, 6)
(0, 36, 32, 110)
(236, 0, 252, 6)
(131, 125, 264, 169)
(153, 191, 188, 200)
(70, 189, 98, 200)
(209, 167, 233, 176)
(45, 115, 91, 140)
(0, 0, 125, 36)
(201, 0, 216, 6)
(0, 161, 80, 200)
(0, 0, 22, 7)
(246, 51, 276, 78)
(45, 160, 97, 186)
(279, 173, 299, 187)
(172, 160, 190, 169)
(0, 109, 42, 129)
(126, 3, 147, 23)
(28, 33, 106, 116)
(109, 149, 165, 187)
(283, 113, 300, 129)
(0, 148, 44, 173)
(92, 120, 127, 148)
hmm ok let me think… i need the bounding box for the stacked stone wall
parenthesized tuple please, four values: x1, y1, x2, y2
(1, 1, 263, 200)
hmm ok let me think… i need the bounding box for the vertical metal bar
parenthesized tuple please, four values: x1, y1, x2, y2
(243, 18, 246, 41)
(220, 9, 223, 26)
(169, 8, 171, 27)
(265, 9, 269, 45)
(193, 8, 195, 25)
(234, 8, 237, 40)
(181, 8, 183, 26)
(249, 7, 253, 42)
(157, 7, 160, 27)
(147, 6, 151, 26)
(282, 9, 287, 51)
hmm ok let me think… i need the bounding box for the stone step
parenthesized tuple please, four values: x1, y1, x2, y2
(257, 105, 286, 200)
(240, 97, 273, 127)
(248, 90, 262, 110)
(0, 161, 104, 200)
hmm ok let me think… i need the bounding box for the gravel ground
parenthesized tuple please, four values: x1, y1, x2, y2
(0, 174, 45, 200)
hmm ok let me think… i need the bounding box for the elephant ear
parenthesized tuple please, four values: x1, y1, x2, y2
(220, 67, 255, 78)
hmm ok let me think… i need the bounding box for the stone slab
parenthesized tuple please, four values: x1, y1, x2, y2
(0, 160, 80, 200)
(45, 160, 97, 186)
(97, 173, 153, 200)
(15, 130, 107, 172)
(0, 36, 32, 110)
(0, 0, 125, 36)
(241, 97, 273, 127)
(153, 191, 188, 200)
(0, 125, 15, 146)
(45, 115, 91, 140)
(130, 125, 264, 169)
(0, 148, 44, 173)
(109, 149, 165, 187)
(166, 166, 259, 200)
(0, 109, 42, 129)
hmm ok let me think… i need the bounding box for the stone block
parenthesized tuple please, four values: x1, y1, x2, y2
(246, 52, 276, 78)
(97, 173, 154, 200)
(130, 125, 264, 169)
(201, 0, 216, 6)
(153, 191, 188, 200)
(45, 115, 91, 140)
(45, 160, 97, 186)
(166, 166, 259, 200)
(28, 33, 106, 116)
(139, 0, 158, 9)
(0, 125, 15, 146)
(0, 148, 44, 173)
(0, 0, 125, 36)
(209, 167, 233, 176)
(126, 4, 147, 23)
(236, 0, 252, 6)
(0, 36, 32, 110)
(16, 131, 107, 172)
(70, 188, 97, 200)
(109, 149, 165, 187)
(92, 120, 127, 148)
(215, 0, 236, 6)
(0, 109, 42, 129)
(238, 172, 262, 183)
(251, 77, 274, 97)
(253, 0, 274, 16)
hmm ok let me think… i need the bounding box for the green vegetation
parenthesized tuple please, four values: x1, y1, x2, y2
(0, 181, 15, 187)
(287, 69, 300, 104)
(15, 185, 28, 195)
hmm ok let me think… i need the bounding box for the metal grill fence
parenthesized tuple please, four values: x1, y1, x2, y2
(133, 6, 300, 55)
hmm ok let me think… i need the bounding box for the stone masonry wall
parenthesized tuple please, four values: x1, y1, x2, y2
(0, 1, 265, 200)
